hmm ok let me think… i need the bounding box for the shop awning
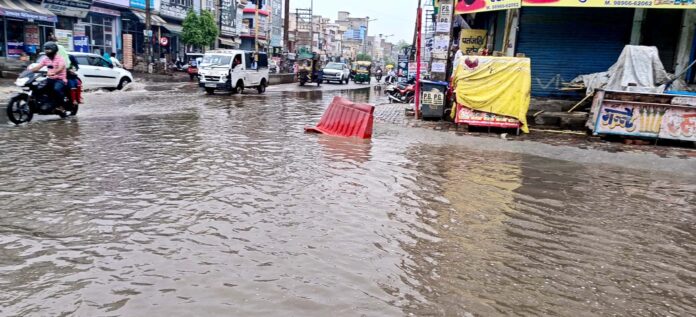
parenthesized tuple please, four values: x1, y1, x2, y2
(0, 0, 57, 22)
(163, 22, 183, 34)
(219, 38, 239, 46)
(130, 10, 167, 26)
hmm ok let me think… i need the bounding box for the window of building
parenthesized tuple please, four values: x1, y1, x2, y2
(80, 13, 115, 56)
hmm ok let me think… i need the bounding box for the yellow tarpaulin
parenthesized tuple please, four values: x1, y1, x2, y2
(452, 56, 532, 133)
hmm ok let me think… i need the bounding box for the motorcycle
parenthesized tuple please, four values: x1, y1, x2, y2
(385, 82, 415, 104)
(6, 68, 79, 125)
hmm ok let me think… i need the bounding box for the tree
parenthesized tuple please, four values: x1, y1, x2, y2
(356, 53, 373, 62)
(182, 9, 219, 52)
(384, 56, 395, 66)
(396, 40, 410, 50)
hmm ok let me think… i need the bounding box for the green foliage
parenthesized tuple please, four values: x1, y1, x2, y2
(396, 40, 410, 50)
(356, 53, 373, 62)
(182, 9, 219, 50)
(383, 57, 395, 66)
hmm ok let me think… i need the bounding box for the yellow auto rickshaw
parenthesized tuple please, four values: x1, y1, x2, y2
(297, 53, 322, 87)
(354, 61, 372, 84)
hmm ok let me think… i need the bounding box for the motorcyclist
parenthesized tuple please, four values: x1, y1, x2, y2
(30, 42, 68, 116)
(376, 67, 383, 82)
(47, 33, 71, 70)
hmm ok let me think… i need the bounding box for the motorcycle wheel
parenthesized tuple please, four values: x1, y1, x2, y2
(6, 95, 33, 125)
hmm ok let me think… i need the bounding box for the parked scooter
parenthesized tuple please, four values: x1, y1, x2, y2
(6, 68, 79, 124)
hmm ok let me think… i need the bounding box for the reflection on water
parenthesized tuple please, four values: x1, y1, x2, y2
(0, 83, 694, 316)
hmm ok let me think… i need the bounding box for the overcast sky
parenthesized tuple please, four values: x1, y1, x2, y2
(288, 0, 419, 44)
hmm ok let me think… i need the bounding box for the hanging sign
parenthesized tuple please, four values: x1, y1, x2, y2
(460, 29, 487, 55)
(522, 0, 696, 8)
(160, 37, 169, 46)
(455, 0, 521, 14)
(436, 16, 451, 32)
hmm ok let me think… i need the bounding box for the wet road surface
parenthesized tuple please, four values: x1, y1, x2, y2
(0, 81, 695, 316)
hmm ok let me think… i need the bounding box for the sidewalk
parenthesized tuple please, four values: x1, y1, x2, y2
(373, 101, 696, 160)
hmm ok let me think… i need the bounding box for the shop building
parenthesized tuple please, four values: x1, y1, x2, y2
(452, 1, 696, 98)
(240, 0, 269, 51)
(0, 0, 57, 59)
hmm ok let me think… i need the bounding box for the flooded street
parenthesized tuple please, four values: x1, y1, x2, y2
(0, 82, 694, 316)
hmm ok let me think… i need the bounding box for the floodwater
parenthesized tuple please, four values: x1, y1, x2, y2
(0, 82, 694, 316)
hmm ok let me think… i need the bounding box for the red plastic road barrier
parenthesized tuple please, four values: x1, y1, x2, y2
(305, 96, 375, 139)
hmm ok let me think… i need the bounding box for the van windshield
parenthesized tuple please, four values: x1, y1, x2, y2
(201, 55, 232, 67)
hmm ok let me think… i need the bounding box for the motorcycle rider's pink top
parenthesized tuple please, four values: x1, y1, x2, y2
(39, 55, 67, 83)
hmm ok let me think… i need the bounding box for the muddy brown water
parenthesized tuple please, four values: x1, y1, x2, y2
(0, 82, 694, 316)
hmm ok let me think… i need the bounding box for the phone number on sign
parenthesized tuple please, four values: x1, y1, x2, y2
(486, 2, 521, 10)
(610, 0, 653, 6)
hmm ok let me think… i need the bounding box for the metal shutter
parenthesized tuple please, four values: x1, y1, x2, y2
(517, 7, 634, 98)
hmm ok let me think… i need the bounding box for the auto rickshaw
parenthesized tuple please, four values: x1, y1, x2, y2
(297, 53, 322, 87)
(354, 61, 371, 84)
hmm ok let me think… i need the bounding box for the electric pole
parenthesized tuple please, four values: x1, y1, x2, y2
(283, 0, 289, 53)
(145, 0, 152, 63)
(254, 0, 260, 53)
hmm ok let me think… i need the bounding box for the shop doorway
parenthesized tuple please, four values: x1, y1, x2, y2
(640, 9, 682, 73)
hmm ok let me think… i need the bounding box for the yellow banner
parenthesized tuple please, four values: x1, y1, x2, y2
(460, 29, 487, 55)
(453, 56, 532, 133)
(522, 0, 696, 9)
(455, 0, 522, 14)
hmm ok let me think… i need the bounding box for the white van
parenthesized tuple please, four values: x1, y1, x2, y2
(198, 50, 269, 95)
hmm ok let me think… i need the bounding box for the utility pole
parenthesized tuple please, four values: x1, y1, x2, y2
(254, 0, 260, 53)
(310, 0, 314, 53)
(283, 0, 289, 53)
(414, 0, 422, 118)
(145, 0, 152, 63)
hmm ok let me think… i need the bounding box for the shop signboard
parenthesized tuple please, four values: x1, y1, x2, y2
(0, 8, 57, 22)
(455, 0, 521, 13)
(594, 101, 696, 141)
(42, 0, 93, 18)
(95, 0, 129, 6)
(74, 24, 86, 37)
(130, 0, 155, 10)
(73, 36, 90, 53)
(220, 0, 237, 36)
(56, 29, 74, 51)
(159, 0, 187, 20)
(7, 42, 25, 57)
(522, 0, 696, 9)
(460, 29, 487, 54)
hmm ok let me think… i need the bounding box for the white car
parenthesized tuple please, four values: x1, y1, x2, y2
(70, 52, 134, 90)
(322, 62, 350, 84)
